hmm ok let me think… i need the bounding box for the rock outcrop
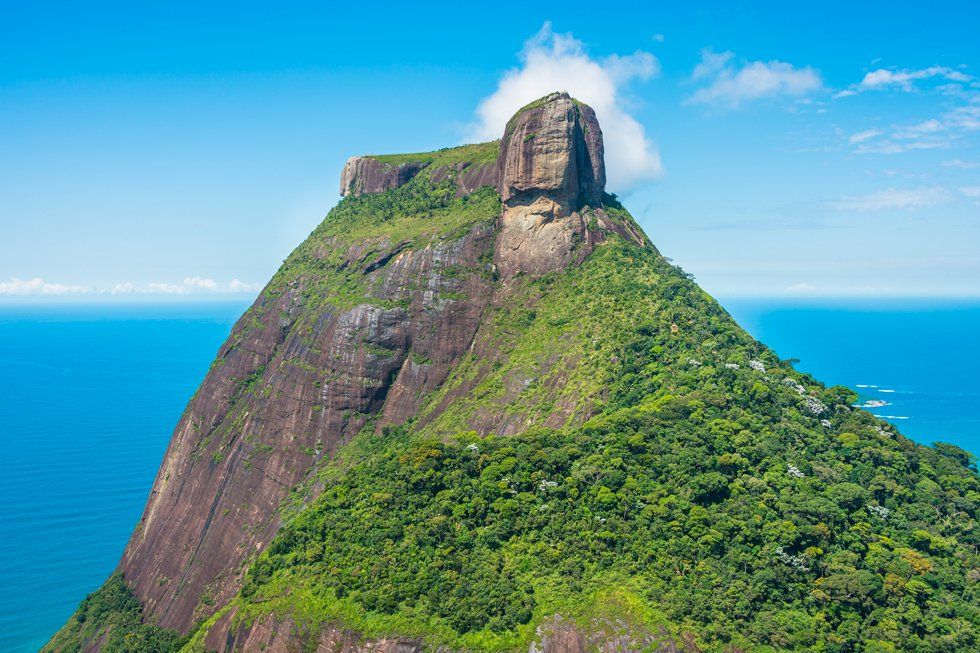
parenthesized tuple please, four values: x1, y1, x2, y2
(117, 93, 619, 634)
(493, 92, 629, 280)
(340, 157, 426, 197)
(340, 156, 497, 198)
(498, 91, 604, 210)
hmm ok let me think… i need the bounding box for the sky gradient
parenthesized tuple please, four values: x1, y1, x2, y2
(2, 1, 978, 299)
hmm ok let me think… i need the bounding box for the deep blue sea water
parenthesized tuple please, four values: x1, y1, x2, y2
(0, 303, 247, 653)
(0, 299, 977, 652)
(723, 299, 980, 455)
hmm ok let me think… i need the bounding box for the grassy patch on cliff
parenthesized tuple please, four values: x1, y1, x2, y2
(220, 236, 980, 652)
(366, 141, 499, 168)
(254, 169, 499, 316)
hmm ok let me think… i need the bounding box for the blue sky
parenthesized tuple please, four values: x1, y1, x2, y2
(2, 1, 978, 299)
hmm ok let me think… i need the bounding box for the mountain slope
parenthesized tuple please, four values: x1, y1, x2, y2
(47, 93, 979, 653)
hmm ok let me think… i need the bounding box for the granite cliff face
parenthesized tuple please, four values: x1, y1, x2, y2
(118, 220, 497, 631)
(497, 91, 604, 209)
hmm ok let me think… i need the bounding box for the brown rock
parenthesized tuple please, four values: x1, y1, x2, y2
(429, 160, 499, 196)
(498, 91, 604, 210)
(340, 156, 426, 196)
(204, 608, 424, 653)
(118, 222, 497, 631)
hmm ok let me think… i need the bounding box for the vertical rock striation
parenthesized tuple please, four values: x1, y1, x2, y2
(494, 91, 636, 280)
(118, 223, 497, 631)
(497, 91, 604, 209)
(339, 157, 427, 197)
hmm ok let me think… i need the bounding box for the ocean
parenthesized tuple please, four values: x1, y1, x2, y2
(0, 299, 977, 652)
(0, 303, 247, 653)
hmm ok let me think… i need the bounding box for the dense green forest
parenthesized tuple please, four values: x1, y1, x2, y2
(222, 233, 980, 652)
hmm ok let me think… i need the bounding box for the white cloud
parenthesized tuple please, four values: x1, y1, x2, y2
(946, 100, 980, 132)
(852, 96, 979, 154)
(686, 48, 822, 109)
(960, 186, 980, 198)
(943, 159, 979, 169)
(182, 276, 218, 291)
(0, 277, 92, 296)
(849, 129, 882, 144)
(691, 49, 734, 81)
(147, 282, 187, 294)
(853, 66, 972, 93)
(830, 186, 953, 212)
(229, 279, 262, 293)
(893, 119, 944, 139)
(468, 22, 663, 191)
(785, 282, 820, 294)
(0, 277, 261, 297)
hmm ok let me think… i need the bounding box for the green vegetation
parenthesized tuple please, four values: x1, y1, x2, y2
(366, 141, 499, 169)
(44, 573, 188, 652)
(222, 237, 979, 651)
(257, 168, 499, 317)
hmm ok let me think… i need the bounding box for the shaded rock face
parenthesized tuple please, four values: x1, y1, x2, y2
(119, 223, 496, 631)
(341, 157, 498, 198)
(339, 157, 426, 197)
(429, 160, 499, 196)
(494, 92, 611, 280)
(498, 91, 604, 210)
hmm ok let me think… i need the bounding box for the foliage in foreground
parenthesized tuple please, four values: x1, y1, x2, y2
(44, 573, 187, 652)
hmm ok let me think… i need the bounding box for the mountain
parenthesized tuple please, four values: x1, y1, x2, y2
(47, 92, 979, 653)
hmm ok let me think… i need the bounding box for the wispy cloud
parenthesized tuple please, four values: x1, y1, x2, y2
(0, 277, 92, 296)
(836, 65, 973, 98)
(785, 282, 820, 294)
(230, 279, 262, 292)
(960, 186, 980, 198)
(849, 129, 883, 144)
(829, 186, 953, 212)
(943, 159, 980, 169)
(0, 276, 261, 297)
(850, 95, 979, 154)
(686, 48, 822, 109)
(468, 22, 663, 191)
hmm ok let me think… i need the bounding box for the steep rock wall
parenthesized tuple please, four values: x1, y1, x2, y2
(119, 222, 497, 631)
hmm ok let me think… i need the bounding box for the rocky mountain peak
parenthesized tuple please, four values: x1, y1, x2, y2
(498, 91, 605, 211)
(493, 92, 632, 280)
